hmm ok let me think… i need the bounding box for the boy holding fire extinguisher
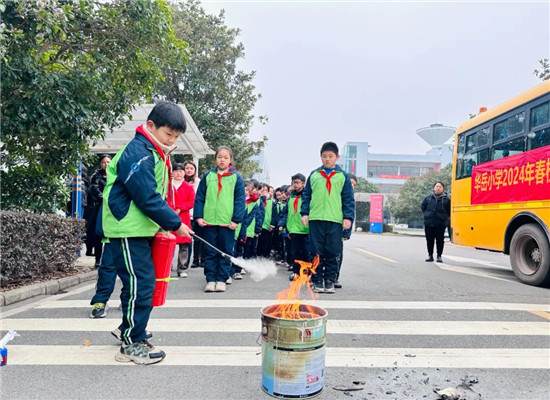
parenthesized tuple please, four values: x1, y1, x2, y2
(101, 101, 193, 365)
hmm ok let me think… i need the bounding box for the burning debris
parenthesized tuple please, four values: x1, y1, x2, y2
(263, 257, 319, 320)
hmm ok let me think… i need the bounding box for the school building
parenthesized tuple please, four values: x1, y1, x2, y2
(339, 123, 455, 195)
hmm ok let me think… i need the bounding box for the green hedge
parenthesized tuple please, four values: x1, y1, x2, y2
(1, 211, 85, 288)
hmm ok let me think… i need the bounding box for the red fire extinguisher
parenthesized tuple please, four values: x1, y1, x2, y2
(151, 231, 176, 307)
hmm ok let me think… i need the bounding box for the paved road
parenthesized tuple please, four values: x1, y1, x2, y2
(1, 233, 549, 399)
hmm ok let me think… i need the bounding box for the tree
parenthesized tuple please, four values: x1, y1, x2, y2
(354, 177, 379, 193)
(533, 58, 550, 81)
(388, 164, 452, 224)
(156, 0, 267, 177)
(1, 0, 188, 212)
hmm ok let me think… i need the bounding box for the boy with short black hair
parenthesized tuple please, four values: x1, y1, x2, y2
(248, 180, 265, 257)
(278, 173, 313, 280)
(301, 142, 355, 293)
(272, 187, 286, 264)
(102, 101, 193, 364)
(257, 183, 276, 258)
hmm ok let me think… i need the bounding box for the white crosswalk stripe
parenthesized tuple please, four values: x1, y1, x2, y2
(8, 346, 549, 369)
(32, 299, 550, 311)
(2, 298, 549, 369)
(3, 318, 549, 336)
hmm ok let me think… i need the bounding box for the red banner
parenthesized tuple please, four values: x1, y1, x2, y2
(370, 194, 384, 223)
(379, 174, 411, 179)
(471, 146, 550, 204)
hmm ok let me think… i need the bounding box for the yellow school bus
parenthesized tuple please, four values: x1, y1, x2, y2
(452, 81, 550, 287)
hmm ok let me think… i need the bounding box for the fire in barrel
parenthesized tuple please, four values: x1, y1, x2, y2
(261, 257, 328, 398)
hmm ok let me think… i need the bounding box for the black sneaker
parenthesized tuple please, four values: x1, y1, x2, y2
(312, 282, 324, 293)
(111, 328, 153, 341)
(425, 256, 434, 262)
(90, 303, 108, 318)
(436, 256, 443, 263)
(324, 281, 335, 293)
(114, 341, 166, 365)
(334, 281, 342, 289)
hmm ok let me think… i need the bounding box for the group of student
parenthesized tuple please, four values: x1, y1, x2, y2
(188, 141, 356, 295)
(90, 101, 356, 365)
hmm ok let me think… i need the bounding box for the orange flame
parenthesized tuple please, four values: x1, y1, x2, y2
(264, 256, 319, 319)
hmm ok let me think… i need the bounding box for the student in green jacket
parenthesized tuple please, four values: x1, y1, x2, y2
(301, 142, 355, 294)
(193, 146, 246, 293)
(278, 173, 314, 281)
(101, 101, 193, 364)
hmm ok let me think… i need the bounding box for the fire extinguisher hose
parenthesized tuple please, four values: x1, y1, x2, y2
(191, 233, 233, 260)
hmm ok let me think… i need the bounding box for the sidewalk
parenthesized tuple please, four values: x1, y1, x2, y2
(391, 227, 425, 236)
(0, 256, 98, 307)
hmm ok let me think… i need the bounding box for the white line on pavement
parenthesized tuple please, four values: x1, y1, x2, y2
(437, 263, 519, 284)
(3, 318, 549, 336)
(443, 255, 510, 270)
(7, 345, 550, 369)
(34, 299, 550, 311)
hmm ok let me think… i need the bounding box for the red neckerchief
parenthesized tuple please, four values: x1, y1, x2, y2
(247, 193, 259, 204)
(293, 195, 301, 213)
(136, 125, 172, 194)
(217, 170, 233, 196)
(319, 170, 337, 195)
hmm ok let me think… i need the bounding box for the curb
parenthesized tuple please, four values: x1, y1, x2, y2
(0, 270, 97, 307)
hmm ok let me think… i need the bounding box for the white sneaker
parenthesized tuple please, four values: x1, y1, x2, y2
(226, 277, 233, 284)
(178, 271, 188, 278)
(215, 282, 226, 292)
(240, 270, 246, 275)
(233, 273, 243, 280)
(204, 282, 216, 292)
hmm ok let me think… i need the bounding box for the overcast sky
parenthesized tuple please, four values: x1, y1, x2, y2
(200, 1, 549, 185)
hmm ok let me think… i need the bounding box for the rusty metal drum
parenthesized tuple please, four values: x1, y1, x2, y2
(260, 304, 328, 399)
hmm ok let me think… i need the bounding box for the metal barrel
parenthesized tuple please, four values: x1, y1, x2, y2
(260, 304, 328, 399)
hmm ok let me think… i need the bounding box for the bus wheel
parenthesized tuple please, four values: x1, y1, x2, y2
(510, 223, 550, 287)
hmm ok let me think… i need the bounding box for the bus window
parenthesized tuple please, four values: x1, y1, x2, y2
(527, 127, 550, 150)
(491, 137, 525, 160)
(493, 111, 525, 143)
(464, 148, 490, 177)
(530, 101, 549, 129)
(478, 127, 490, 147)
(456, 157, 464, 179)
(455, 133, 466, 179)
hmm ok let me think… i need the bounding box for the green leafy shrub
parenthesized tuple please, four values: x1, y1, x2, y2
(1, 211, 85, 288)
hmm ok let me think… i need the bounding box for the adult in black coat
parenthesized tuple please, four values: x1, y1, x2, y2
(421, 181, 451, 263)
(85, 155, 111, 266)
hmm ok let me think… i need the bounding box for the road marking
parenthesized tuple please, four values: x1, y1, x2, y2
(7, 345, 549, 369)
(355, 248, 397, 263)
(529, 310, 550, 320)
(34, 299, 550, 311)
(3, 318, 549, 336)
(443, 255, 509, 270)
(437, 263, 518, 284)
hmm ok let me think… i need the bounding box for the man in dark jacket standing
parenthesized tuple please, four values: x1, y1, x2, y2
(421, 181, 451, 263)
